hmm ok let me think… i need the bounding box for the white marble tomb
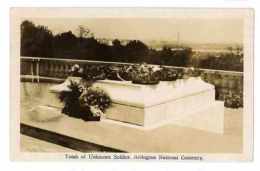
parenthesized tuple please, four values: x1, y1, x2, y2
(48, 77, 224, 134)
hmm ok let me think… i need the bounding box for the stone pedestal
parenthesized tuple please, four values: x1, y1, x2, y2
(93, 78, 224, 134)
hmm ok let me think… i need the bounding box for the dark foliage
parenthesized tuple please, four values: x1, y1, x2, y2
(59, 79, 111, 121)
(21, 20, 54, 57)
(224, 91, 243, 108)
(59, 81, 83, 119)
(199, 53, 243, 72)
(21, 20, 191, 67)
(21, 20, 243, 72)
(79, 87, 111, 112)
(159, 67, 180, 81)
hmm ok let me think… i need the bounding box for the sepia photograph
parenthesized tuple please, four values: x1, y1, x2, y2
(10, 8, 254, 161)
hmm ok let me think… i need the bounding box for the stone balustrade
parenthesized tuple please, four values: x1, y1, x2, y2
(20, 56, 243, 106)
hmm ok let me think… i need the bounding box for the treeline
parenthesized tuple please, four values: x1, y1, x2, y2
(21, 20, 243, 71)
(21, 20, 191, 67)
(199, 53, 243, 71)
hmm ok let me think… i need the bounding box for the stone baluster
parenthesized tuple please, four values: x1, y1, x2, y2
(221, 75, 229, 89)
(39, 60, 44, 77)
(213, 72, 222, 87)
(206, 72, 214, 85)
(239, 75, 244, 91)
(51, 62, 55, 77)
(20, 61, 30, 75)
(236, 75, 243, 94)
(227, 75, 235, 90)
(30, 59, 35, 82)
(83, 65, 89, 76)
(62, 63, 67, 78)
(54, 62, 59, 77)
(45, 60, 50, 77)
(48, 61, 55, 77)
(56, 63, 61, 78)
(64, 63, 70, 77)
(58, 63, 64, 78)
(35, 58, 40, 82)
(44, 60, 50, 77)
(200, 72, 208, 82)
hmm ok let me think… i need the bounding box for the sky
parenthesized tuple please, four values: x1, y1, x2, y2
(27, 17, 244, 44)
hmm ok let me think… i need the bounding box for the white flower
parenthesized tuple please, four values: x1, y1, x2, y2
(71, 64, 80, 72)
(152, 65, 161, 72)
(90, 106, 104, 117)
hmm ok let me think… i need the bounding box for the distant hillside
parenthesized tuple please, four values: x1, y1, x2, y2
(143, 40, 242, 51)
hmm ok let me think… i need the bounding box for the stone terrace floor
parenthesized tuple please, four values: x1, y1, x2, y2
(20, 107, 243, 153)
(21, 135, 78, 153)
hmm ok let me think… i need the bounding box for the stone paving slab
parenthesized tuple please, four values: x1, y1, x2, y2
(20, 108, 243, 153)
(20, 135, 78, 153)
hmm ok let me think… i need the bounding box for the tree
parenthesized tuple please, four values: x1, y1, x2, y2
(76, 25, 93, 38)
(53, 31, 78, 58)
(112, 39, 121, 47)
(21, 20, 54, 57)
(125, 40, 149, 62)
(20, 20, 197, 69)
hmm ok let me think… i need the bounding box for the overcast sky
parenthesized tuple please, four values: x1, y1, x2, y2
(27, 17, 244, 44)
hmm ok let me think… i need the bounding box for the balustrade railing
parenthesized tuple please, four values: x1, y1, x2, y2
(20, 56, 243, 106)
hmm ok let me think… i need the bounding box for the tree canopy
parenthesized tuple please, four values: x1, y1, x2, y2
(20, 20, 243, 71)
(21, 20, 192, 67)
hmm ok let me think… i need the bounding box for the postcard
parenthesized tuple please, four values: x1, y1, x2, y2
(10, 8, 254, 161)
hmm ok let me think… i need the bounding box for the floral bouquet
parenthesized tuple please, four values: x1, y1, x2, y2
(59, 78, 111, 121)
(79, 87, 111, 114)
(224, 91, 243, 108)
(185, 67, 201, 78)
(128, 63, 161, 84)
(159, 67, 180, 81)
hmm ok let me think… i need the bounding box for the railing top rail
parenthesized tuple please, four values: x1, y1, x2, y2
(21, 56, 243, 75)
